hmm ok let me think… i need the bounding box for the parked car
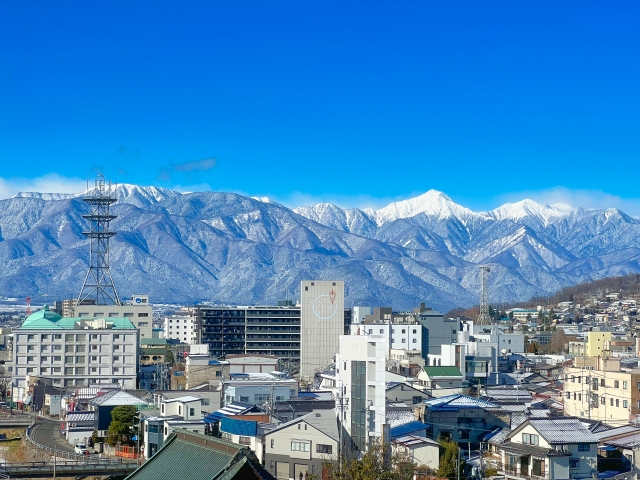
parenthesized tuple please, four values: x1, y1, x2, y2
(74, 444, 89, 455)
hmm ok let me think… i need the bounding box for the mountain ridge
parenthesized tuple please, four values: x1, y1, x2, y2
(1, 185, 639, 311)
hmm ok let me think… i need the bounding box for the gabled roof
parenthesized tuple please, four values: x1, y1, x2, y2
(593, 425, 640, 441)
(263, 410, 339, 443)
(421, 366, 463, 377)
(124, 430, 273, 480)
(162, 396, 202, 404)
(390, 421, 428, 439)
(423, 394, 499, 411)
(392, 435, 439, 448)
(88, 390, 149, 407)
(510, 418, 599, 444)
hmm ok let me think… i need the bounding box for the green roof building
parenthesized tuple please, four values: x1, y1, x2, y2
(12, 305, 140, 395)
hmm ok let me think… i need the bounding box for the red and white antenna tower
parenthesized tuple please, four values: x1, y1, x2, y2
(26, 296, 32, 316)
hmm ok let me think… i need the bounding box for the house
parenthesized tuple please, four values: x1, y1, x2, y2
(385, 382, 431, 405)
(219, 416, 276, 461)
(417, 366, 464, 397)
(416, 394, 506, 444)
(492, 417, 598, 479)
(143, 395, 205, 458)
(392, 435, 440, 470)
(63, 411, 95, 446)
(263, 410, 339, 479)
(124, 430, 274, 480)
(87, 390, 150, 437)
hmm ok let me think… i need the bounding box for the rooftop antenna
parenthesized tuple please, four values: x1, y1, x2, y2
(477, 265, 492, 326)
(77, 174, 121, 306)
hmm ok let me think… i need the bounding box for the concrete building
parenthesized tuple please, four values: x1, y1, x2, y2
(263, 410, 339, 480)
(300, 280, 345, 380)
(164, 308, 198, 344)
(184, 346, 229, 390)
(11, 306, 139, 393)
(223, 374, 298, 407)
(197, 303, 351, 363)
(349, 309, 422, 359)
(72, 294, 153, 342)
(335, 333, 386, 451)
(417, 366, 465, 397)
(568, 331, 613, 357)
(563, 356, 640, 422)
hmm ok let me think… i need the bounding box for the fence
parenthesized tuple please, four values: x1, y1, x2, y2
(25, 423, 122, 464)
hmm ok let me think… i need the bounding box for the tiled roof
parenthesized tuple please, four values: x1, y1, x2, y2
(163, 396, 202, 404)
(386, 408, 416, 428)
(603, 432, 640, 449)
(421, 366, 463, 377)
(88, 390, 150, 407)
(593, 425, 640, 441)
(124, 430, 269, 480)
(527, 418, 599, 444)
(264, 410, 339, 443)
(390, 421, 428, 439)
(423, 394, 499, 410)
(393, 435, 439, 448)
(66, 412, 95, 422)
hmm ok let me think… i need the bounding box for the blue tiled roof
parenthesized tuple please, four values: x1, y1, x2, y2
(390, 421, 428, 439)
(220, 417, 257, 437)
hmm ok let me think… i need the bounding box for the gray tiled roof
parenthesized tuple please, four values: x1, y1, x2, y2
(604, 432, 640, 449)
(528, 418, 599, 444)
(593, 425, 640, 441)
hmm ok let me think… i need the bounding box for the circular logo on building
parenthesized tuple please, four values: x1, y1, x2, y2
(312, 289, 338, 320)
(135, 298, 141, 304)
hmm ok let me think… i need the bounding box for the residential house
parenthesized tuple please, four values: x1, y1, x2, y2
(417, 366, 464, 397)
(392, 435, 440, 471)
(87, 390, 150, 438)
(385, 382, 431, 405)
(263, 410, 339, 480)
(63, 411, 95, 446)
(492, 418, 598, 480)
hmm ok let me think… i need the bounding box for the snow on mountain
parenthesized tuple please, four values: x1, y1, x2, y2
(1, 186, 640, 311)
(373, 190, 479, 225)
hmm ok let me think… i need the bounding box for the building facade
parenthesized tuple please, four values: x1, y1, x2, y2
(300, 280, 345, 380)
(164, 308, 198, 344)
(12, 306, 139, 393)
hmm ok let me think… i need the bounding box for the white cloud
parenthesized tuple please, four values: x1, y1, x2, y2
(0, 173, 88, 200)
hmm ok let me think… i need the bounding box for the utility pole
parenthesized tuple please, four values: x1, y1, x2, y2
(53, 445, 56, 480)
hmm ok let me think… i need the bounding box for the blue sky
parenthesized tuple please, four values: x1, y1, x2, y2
(1, 2, 639, 213)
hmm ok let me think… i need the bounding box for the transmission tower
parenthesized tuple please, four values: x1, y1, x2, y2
(477, 265, 491, 325)
(77, 174, 121, 306)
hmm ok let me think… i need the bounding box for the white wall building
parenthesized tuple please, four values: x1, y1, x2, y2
(72, 294, 153, 342)
(12, 306, 139, 391)
(300, 280, 344, 380)
(164, 308, 198, 344)
(350, 321, 421, 359)
(335, 334, 386, 451)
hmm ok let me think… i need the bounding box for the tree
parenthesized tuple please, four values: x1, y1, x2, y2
(320, 440, 416, 480)
(437, 439, 464, 479)
(106, 405, 138, 446)
(165, 347, 175, 366)
(549, 328, 568, 354)
(527, 342, 539, 354)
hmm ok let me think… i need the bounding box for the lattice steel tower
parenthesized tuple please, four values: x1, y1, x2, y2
(477, 265, 491, 325)
(77, 175, 121, 306)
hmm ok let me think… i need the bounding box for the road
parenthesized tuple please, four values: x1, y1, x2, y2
(31, 418, 74, 453)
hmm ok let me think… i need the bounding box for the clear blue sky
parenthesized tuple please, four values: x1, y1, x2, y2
(1, 1, 639, 212)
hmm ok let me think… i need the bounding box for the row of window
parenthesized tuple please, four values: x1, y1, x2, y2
(23, 333, 130, 342)
(566, 391, 630, 409)
(569, 375, 637, 390)
(22, 366, 126, 374)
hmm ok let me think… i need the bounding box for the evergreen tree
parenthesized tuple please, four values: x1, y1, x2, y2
(106, 405, 138, 446)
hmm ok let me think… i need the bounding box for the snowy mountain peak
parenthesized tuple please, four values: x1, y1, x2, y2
(374, 189, 476, 225)
(488, 199, 573, 225)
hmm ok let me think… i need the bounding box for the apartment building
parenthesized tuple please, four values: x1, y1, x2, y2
(568, 332, 612, 357)
(335, 333, 386, 451)
(164, 308, 198, 344)
(12, 306, 139, 392)
(197, 301, 351, 361)
(563, 356, 640, 422)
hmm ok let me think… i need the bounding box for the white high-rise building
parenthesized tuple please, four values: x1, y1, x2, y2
(335, 334, 386, 451)
(300, 280, 344, 380)
(164, 308, 198, 344)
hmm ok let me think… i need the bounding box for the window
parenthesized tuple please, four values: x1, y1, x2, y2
(578, 376, 581, 384)
(91, 367, 97, 373)
(616, 399, 619, 407)
(113, 356, 120, 362)
(239, 396, 249, 403)
(76, 345, 85, 353)
(379, 329, 383, 334)
(53, 345, 61, 351)
(573, 393, 576, 400)
(571, 376, 575, 383)
(611, 398, 614, 406)
(65, 356, 74, 364)
(26, 367, 34, 373)
(402, 338, 406, 343)
(41, 356, 48, 363)
(65, 367, 73, 375)
(189, 408, 195, 416)
(291, 441, 310, 452)
(65, 345, 75, 353)
(566, 392, 570, 399)
(601, 379, 605, 387)
(623, 381, 628, 390)
(27, 334, 35, 341)
(570, 459, 580, 469)
(91, 334, 98, 340)
(368, 329, 373, 334)
(53, 356, 61, 362)
(532, 458, 545, 476)
(91, 356, 97, 361)
(76, 356, 85, 364)
(41, 334, 49, 341)
(615, 380, 620, 388)
(76, 367, 85, 375)
(26, 356, 34, 362)
(41, 367, 48, 373)
(624, 400, 629, 409)
(53, 367, 61, 373)
(53, 334, 61, 340)
(238, 436, 251, 445)
(522, 433, 539, 446)
(316, 444, 332, 454)
(65, 334, 74, 342)
(578, 443, 590, 452)
(138, 313, 149, 317)
(114, 335, 120, 340)
(459, 429, 470, 439)
(413, 339, 417, 343)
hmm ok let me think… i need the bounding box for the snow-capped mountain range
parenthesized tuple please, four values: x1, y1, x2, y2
(2, 186, 639, 312)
